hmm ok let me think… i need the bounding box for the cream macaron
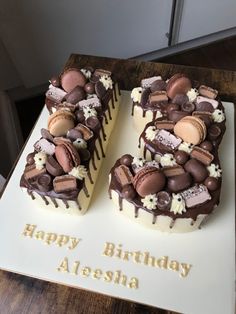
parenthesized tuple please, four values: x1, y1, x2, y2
(48, 110, 75, 137)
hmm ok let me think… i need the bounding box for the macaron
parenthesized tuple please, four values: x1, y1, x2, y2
(55, 142, 80, 173)
(174, 116, 207, 145)
(48, 110, 75, 137)
(133, 167, 166, 197)
(166, 73, 192, 99)
(61, 68, 87, 92)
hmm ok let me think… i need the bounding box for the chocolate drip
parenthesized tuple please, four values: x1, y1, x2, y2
(51, 197, 58, 208)
(190, 219, 195, 226)
(108, 188, 112, 199)
(94, 145, 101, 160)
(118, 195, 123, 211)
(91, 154, 97, 171)
(104, 112, 108, 124)
(153, 110, 157, 121)
(152, 214, 157, 225)
(87, 167, 94, 184)
(101, 124, 106, 141)
(131, 103, 135, 116)
(142, 109, 146, 118)
(114, 85, 117, 103)
(111, 93, 115, 109)
(41, 195, 49, 205)
(107, 103, 112, 120)
(98, 134, 105, 158)
(134, 206, 139, 218)
(169, 219, 175, 229)
(27, 190, 35, 200)
(62, 199, 69, 209)
(118, 84, 121, 96)
(83, 184, 90, 198)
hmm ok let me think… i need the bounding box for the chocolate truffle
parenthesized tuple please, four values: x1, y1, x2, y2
(122, 185, 136, 201)
(204, 177, 219, 191)
(156, 191, 171, 210)
(36, 174, 53, 192)
(120, 154, 133, 167)
(85, 116, 101, 131)
(67, 128, 83, 141)
(174, 151, 189, 165)
(75, 110, 85, 123)
(84, 82, 95, 94)
(78, 149, 91, 161)
(50, 76, 60, 87)
(173, 94, 188, 106)
(181, 102, 195, 113)
(200, 141, 213, 152)
(208, 124, 221, 140)
(184, 159, 208, 183)
(167, 173, 192, 193)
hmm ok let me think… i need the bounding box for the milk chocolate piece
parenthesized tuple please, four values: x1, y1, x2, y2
(173, 94, 189, 106)
(114, 165, 133, 187)
(163, 165, 185, 177)
(167, 173, 192, 193)
(156, 129, 182, 150)
(200, 140, 213, 152)
(26, 152, 36, 165)
(154, 120, 175, 131)
(53, 137, 72, 145)
(204, 177, 219, 191)
(149, 91, 168, 105)
(120, 154, 133, 167)
(84, 82, 95, 94)
(167, 103, 180, 114)
(46, 86, 66, 103)
(75, 110, 85, 123)
(190, 147, 214, 166)
(85, 116, 101, 131)
(24, 164, 46, 180)
(56, 102, 76, 112)
(53, 175, 77, 193)
(184, 159, 208, 183)
(36, 174, 53, 192)
(46, 156, 64, 177)
(75, 124, 93, 140)
(95, 81, 107, 99)
(34, 138, 55, 155)
(78, 149, 91, 161)
(78, 97, 101, 109)
(199, 85, 218, 99)
(67, 128, 83, 141)
(122, 185, 136, 200)
(156, 191, 171, 210)
(174, 151, 189, 165)
(181, 184, 211, 208)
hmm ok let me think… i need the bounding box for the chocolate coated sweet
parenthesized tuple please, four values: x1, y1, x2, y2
(122, 185, 136, 201)
(84, 82, 95, 94)
(166, 103, 180, 114)
(174, 151, 189, 165)
(85, 116, 101, 131)
(181, 102, 195, 113)
(67, 128, 83, 141)
(167, 173, 192, 193)
(196, 101, 214, 113)
(115, 165, 133, 187)
(166, 74, 192, 99)
(200, 140, 213, 152)
(95, 81, 106, 98)
(172, 94, 188, 106)
(64, 86, 86, 104)
(61, 69, 87, 92)
(36, 174, 53, 192)
(204, 177, 219, 191)
(168, 110, 190, 122)
(184, 159, 208, 183)
(26, 152, 36, 165)
(156, 191, 171, 210)
(140, 88, 151, 106)
(120, 154, 133, 167)
(75, 110, 85, 123)
(208, 124, 221, 140)
(133, 167, 166, 197)
(41, 128, 54, 142)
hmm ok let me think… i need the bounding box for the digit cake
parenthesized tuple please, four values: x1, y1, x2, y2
(109, 74, 226, 232)
(20, 67, 120, 215)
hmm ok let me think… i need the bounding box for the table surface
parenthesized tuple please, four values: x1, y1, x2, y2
(1, 54, 235, 314)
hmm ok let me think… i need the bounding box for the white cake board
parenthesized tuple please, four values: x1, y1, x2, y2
(0, 92, 235, 314)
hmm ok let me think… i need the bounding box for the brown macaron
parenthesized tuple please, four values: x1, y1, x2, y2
(48, 110, 75, 137)
(55, 142, 80, 173)
(166, 73, 192, 99)
(174, 116, 207, 145)
(61, 68, 87, 92)
(133, 167, 166, 197)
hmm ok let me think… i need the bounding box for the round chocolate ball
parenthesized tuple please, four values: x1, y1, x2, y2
(156, 191, 171, 210)
(174, 150, 189, 165)
(67, 128, 83, 141)
(184, 159, 208, 183)
(120, 154, 133, 167)
(36, 174, 52, 192)
(181, 102, 195, 113)
(84, 82, 95, 94)
(50, 76, 60, 87)
(204, 177, 219, 191)
(122, 185, 136, 201)
(172, 94, 188, 106)
(200, 140, 213, 152)
(208, 124, 221, 140)
(167, 103, 180, 114)
(75, 110, 85, 123)
(78, 148, 91, 161)
(85, 116, 101, 131)
(26, 152, 36, 165)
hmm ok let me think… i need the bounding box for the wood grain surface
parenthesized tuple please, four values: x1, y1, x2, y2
(1, 54, 235, 314)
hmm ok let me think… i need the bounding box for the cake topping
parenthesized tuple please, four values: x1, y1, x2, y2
(36, 174, 53, 192)
(207, 163, 222, 178)
(131, 87, 143, 103)
(114, 165, 133, 187)
(170, 194, 186, 215)
(73, 138, 87, 150)
(50, 76, 60, 87)
(198, 85, 218, 99)
(80, 68, 92, 79)
(181, 184, 211, 208)
(84, 82, 95, 94)
(150, 79, 167, 92)
(184, 159, 208, 183)
(141, 194, 158, 210)
(172, 94, 189, 106)
(163, 165, 185, 177)
(78, 96, 101, 109)
(122, 185, 136, 201)
(26, 152, 36, 165)
(75, 124, 93, 140)
(190, 147, 214, 166)
(208, 124, 221, 140)
(168, 173, 192, 193)
(132, 157, 145, 168)
(196, 96, 218, 109)
(24, 164, 46, 180)
(64, 86, 86, 104)
(46, 156, 64, 177)
(99, 75, 113, 90)
(46, 85, 66, 103)
(83, 107, 97, 119)
(149, 91, 168, 105)
(48, 110, 76, 137)
(61, 69, 87, 92)
(156, 191, 171, 210)
(166, 74, 192, 100)
(160, 153, 177, 167)
(154, 120, 175, 131)
(141, 76, 162, 88)
(174, 150, 189, 165)
(69, 165, 87, 180)
(34, 152, 47, 170)
(156, 129, 182, 150)
(195, 101, 214, 113)
(53, 175, 77, 193)
(187, 88, 198, 102)
(204, 177, 219, 191)
(120, 154, 133, 167)
(55, 143, 80, 173)
(199, 140, 213, 152)
(145, 126, 158, 141)
(212, 109, 225, 123)
(181, 102, 195, 113)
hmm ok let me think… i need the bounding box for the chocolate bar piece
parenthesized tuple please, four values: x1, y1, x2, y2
(163, 165, 185, 177)
(53, 175, 77, 193)
(94, 69, 112, 77)
(156, 129, 182, 150)
(46, 86, 66, 103)
(114, 165, 133, 187)
(155, 120, 175, 131)
(75, 124, 93, 140)
(141, 76, 162, 88)
(190, 147, 214, 166)
(24, 164, 46, 180)
(34, 138, 55, 155)
(198, 85, 218, 99)
(78, 97, 101, 109)
(57, 102, 76, 112)
(149, 91, 168, 105)
(181, 184, 211, 208)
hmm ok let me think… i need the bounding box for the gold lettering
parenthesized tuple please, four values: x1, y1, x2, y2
(22, 224, 37, 237)
(180, 263, 192, 277)
(92, 269, 102, 279)
(56, 235, 69, 247)
(104, 271, 113, 282)
(143, 252, 155, 266)
(123, 251, 133, 261)
(168, 260, 179, 272)
(133, 251, 142, 264)
(34, 231, 45, 240)
(115, 244, 122, 258)
(156, 256, 168, 269)
(81, 267, 91, 277)
(128, 277, 139, 289)
(103, 242, 115, 257)
(44, 233, 57, 245)
(114, 270, 121, 284)
(68, 237, 81, 250)
(120, 274, 127, 286)
(71, 261, 80, 275)
(57, 257, 69, 273)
